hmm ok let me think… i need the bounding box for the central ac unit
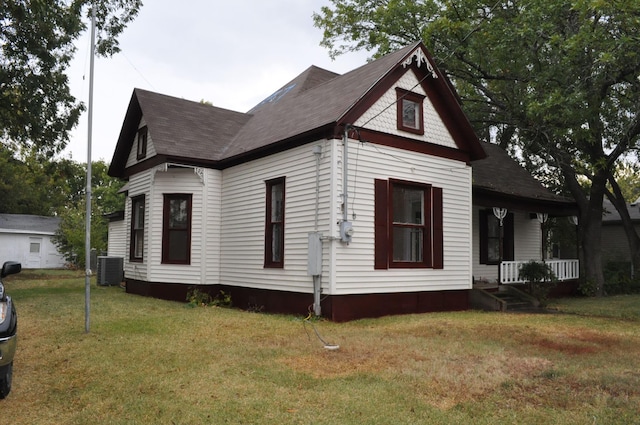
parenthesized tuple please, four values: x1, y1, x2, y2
(97, 256, 123, 286)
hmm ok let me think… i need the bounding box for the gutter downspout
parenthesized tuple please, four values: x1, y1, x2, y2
(311, 145, 323, 316)
(340, 125, 353, 244)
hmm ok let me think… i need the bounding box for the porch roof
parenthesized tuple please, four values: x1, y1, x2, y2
(472, 143, 577, 216)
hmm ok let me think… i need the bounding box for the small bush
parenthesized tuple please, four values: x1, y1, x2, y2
(603, 261, 640, 295)
(519, 261, 557, 306)
(186, 288, 212, 307)
(578, 279, 598, 297)
(186, 287, 232, 308)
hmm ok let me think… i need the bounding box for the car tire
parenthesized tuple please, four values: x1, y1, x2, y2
(0, 362, 12, 399)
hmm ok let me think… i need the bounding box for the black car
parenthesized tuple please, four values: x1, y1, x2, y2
(0, 261, 21, 399)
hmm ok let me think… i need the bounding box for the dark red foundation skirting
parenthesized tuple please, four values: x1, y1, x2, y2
(125, 279, 469, 322)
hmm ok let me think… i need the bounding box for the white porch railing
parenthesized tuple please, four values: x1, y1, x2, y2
(500, 260, 580, 284)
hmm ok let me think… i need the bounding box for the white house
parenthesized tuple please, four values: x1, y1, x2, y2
(0, 214, 65, 269)
(108, 42, 577, 320)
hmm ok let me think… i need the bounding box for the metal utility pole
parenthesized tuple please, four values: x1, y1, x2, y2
(85, 5, 96, 333)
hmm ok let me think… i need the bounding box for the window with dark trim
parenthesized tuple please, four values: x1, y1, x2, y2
(396, 88, 425, 135)
(162, 194, 192, 264)
(479, 209, 514, 265)
(136, 126, 148, 160)
(130, 195, 145, 262)
(375, 179, 443, 269)
(264, 177, 285, 268)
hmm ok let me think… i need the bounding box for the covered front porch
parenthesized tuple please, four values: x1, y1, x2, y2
(471, 259, 581, 312)
(499, 259, 580, 284)
(470, 143, 580, 310)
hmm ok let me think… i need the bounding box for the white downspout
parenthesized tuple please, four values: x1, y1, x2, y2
(340, 125, 353, 243)
(312, 145, 323, 316)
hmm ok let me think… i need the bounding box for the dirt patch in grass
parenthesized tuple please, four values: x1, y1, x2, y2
(520, 329, 625, 355)
(280, 341, 556, 409)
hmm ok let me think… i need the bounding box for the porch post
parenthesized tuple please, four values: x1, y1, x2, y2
(493, 208, 508, 284)
(537, 213, 549, 262)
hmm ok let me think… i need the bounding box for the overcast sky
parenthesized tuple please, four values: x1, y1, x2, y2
(64, 0, 371, 162)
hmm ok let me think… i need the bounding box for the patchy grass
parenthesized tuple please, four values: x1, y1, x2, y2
(549, 294, 640, 320)
(2, 273, 640, 424)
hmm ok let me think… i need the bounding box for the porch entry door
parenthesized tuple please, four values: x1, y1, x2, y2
(27, 237, 43, 268)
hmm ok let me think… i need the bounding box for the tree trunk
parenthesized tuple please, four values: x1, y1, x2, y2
(584, 175, 607, 295)
(561, 165, 606, 295)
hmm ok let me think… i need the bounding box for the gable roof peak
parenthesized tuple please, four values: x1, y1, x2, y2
(400, 43, 438, 78)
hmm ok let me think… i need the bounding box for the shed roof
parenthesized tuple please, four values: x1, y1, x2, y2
(0, 214, 61, 234)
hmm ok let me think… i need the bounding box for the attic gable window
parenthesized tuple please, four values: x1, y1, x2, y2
(396, 88, 425, 135)
(136, 126, 148, 160)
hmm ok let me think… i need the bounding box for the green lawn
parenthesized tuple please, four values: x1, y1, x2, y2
(2, 271, 640, 424)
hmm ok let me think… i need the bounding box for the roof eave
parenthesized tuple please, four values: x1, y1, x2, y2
(473, 187, 578, 216)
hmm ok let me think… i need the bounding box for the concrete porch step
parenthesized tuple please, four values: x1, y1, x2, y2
(493, 291, 539, 311)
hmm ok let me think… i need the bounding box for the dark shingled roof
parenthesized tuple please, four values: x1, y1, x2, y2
(602, 200, 640, 223)
(472, 142, 576, 214)
(222, 43, 419, 159)
(109, 42, 487, 177)
(135, 89, 251, 162)
(107, 43, 578, 214)
(0, 214, 60, 234)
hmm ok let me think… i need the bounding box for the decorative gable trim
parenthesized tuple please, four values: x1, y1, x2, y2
(401, 46, 438, 79)
(151, 163, 206, 184)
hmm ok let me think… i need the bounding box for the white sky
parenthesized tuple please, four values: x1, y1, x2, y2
(64, 0, 371, 162)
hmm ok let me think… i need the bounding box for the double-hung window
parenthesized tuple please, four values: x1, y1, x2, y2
(162, 194, 192, 264)
(264, 177, 285, 268)
(396, 88, 425, 135)
(391, 183, 428, 264)
(130, 195, 145, 262)
(375, 179, 443, 269)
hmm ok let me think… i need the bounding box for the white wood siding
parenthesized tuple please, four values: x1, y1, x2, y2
(330, 138, 473, 294)
(354, 70, 457, 149)
(202, 168, 222, 285)
(125, 118, 158, 168)
(220, 142, 334, 294)
(514, 213, 542, 261)
(148, 168, 205, 285)
(123, 169, 152, 281)
(107, 220, 127, 258)
(122, 166, 221, 286)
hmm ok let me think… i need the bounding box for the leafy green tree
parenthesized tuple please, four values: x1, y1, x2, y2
(314, 0, 640, 294)
(0, 147, 74, 215)
(53, 160, 125, 268)
(611, 160, 640, 204)
(1, 0, 142, 156)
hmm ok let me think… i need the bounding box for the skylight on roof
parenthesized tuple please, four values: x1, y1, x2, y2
(248, 83, 297, 113)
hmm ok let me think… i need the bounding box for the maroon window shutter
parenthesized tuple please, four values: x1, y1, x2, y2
(503, 213, 515, 261)
(479, 209, 488, 264)
(432, 187, 444, 269)
(374, 179, 389, 269)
